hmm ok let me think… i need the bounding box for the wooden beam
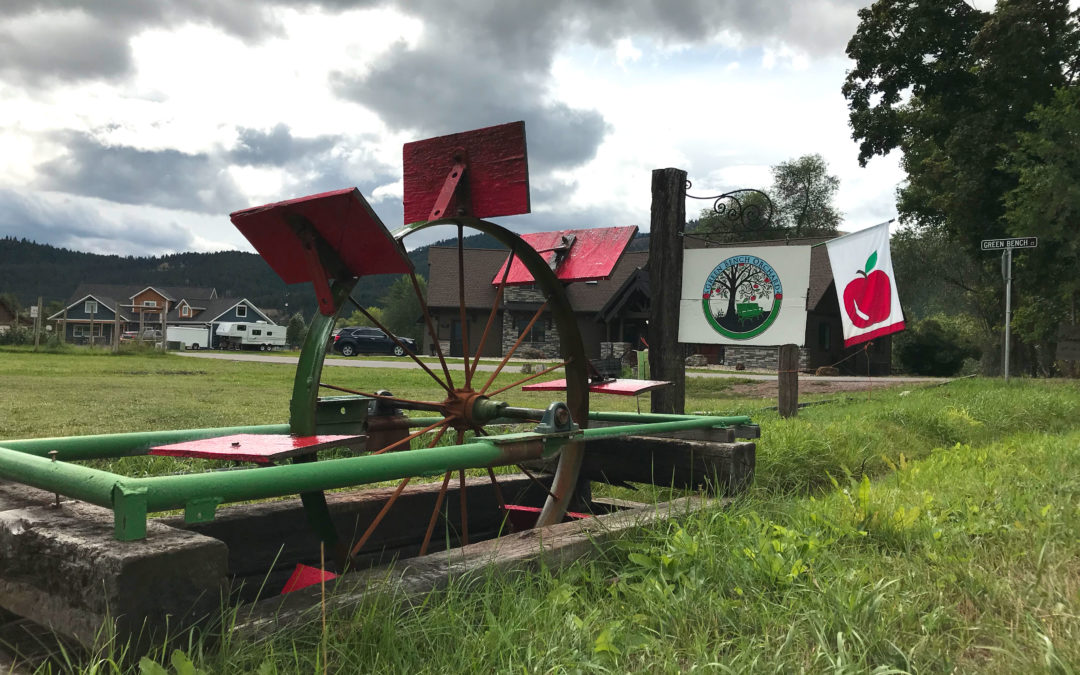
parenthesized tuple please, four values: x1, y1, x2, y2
(648, 167, 686, 414)
(778, 344, 799, 418)
(234, 494, 728, 640)
(578, 436, 754, 495)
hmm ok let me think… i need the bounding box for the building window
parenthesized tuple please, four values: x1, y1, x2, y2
(516, 314, 546, 343)
(236, 305, 247, 318)
(84, 300, 98, 314)
(72, 324, 104, 337)
(180, 306, 190, 317)
(142, 300, 157, 307)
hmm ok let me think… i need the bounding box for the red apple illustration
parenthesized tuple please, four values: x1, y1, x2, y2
(843, 251, 891, 328)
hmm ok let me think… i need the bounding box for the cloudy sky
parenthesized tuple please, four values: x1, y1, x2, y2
(0, 0, 915, 256)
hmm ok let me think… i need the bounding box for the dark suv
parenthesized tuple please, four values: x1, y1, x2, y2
(332, 326, 417, 357)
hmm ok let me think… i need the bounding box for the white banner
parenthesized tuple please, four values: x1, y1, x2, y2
(825, 222, 905, 347)
(679, 246, 812, 346)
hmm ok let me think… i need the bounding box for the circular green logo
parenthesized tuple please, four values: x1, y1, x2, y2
(701, 255, 783, 339)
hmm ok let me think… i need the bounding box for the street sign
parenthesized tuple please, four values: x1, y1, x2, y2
(29, 306, 38, 318)
(981, 237, 1038, 251)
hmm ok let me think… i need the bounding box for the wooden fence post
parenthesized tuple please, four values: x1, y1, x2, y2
(648, 167, 687, 414)
(778, 344, 799, 418)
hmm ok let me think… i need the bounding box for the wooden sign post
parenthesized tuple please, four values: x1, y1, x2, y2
(648, 168, 687, 414)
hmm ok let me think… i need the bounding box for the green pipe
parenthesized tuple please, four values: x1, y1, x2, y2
(581, 415, 751, 440)
(0, 424, 291, 460)
(119, 438, 543, 512)
(0, 445, 119, 506)
(589, 411, 749, 424)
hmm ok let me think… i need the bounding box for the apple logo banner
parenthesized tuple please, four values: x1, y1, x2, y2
(825, 222, 906, 347)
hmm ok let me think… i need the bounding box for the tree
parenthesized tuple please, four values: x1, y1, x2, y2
(688, 154, 841, 242)
(285, 312, 307, 348)
(1004, 85, 1080, 336)
(380, 275, 425, 341)
(335, 306, 384, 330)
(843, 0, 1080, 373)
(771, 154, 842, 237)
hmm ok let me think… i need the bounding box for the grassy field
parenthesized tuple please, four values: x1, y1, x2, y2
(1, 349, 1078, 673)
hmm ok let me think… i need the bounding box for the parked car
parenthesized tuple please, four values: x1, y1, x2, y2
(332, 326, 416, 357)
(120, 329, 162, 342)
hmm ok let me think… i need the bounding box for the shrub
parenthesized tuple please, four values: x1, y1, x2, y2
(894, 317, 980, 376)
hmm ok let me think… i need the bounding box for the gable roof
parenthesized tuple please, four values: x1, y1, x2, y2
(426, 246, 649, 314)
(63, 283, 217, 307)
(166, 297, 273, 324)
(46, 292, 126, 320)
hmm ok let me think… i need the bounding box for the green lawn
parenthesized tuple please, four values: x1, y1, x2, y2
(1, 348, 1077, 673)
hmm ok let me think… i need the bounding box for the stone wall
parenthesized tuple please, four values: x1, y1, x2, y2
(720, 345, 809, 371)
(501, 311, 560, 358)
(599, 341, 632, 359)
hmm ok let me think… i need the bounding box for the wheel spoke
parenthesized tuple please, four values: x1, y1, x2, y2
(319, 383, 445, 413)
(419, 470, 453, 557)
(350, 476, 411, 557)
(469, 248, 514, 381)
(408, 271, 456, 390)
(457, 224, 472, 389)
(516, 464, 560, 502)
(371, 418, 451, 455)
(346, 297, 453, 395)
(486, 359, 571, 398)
(458, 469, 470, 546)
(479, 301, 548, 394)
(486, 468, 506, 510)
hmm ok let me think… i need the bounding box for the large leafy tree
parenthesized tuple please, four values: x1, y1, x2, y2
(843, 0, 1079, 373)
(689, 154, 841, 242)
(771, 154, 842, 237)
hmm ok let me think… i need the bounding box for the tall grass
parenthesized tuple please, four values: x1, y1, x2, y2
(2, 352, 1078, 672)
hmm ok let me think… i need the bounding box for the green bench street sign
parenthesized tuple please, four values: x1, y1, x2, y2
(980, 237, 1038, 251)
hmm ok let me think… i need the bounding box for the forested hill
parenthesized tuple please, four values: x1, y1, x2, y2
(0, 230, 650, 315)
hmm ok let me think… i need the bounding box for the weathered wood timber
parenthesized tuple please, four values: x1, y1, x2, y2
(648, 167, 687, 415)
(234, 495, 727, 641)
(778, 343, 799, 418)
(578, 436, 754, 495)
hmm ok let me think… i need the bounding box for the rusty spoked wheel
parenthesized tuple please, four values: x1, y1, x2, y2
(293, 216, 589, 566)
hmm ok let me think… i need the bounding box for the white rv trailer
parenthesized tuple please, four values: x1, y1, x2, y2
(215, 321, 286, 351)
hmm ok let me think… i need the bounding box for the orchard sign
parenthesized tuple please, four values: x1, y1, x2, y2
(701, 255, 783, 339)
(679, 247, 811, 346)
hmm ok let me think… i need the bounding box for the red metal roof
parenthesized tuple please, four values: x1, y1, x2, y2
(492, 226, 638, 285)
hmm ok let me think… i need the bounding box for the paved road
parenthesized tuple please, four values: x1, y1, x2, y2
(175, 351, 939, 383)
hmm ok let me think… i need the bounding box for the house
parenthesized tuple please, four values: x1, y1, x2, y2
(48, 284, 273, 347)
(165, 295, 275, 349)
(425, 238, 892, 375)
(424, 247, 648, 361)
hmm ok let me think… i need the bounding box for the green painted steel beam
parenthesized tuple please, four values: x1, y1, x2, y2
(581, 415, 751, 440)
(0, 445, 120, 506)
(116, 436, 553, 512)
(0, 424, 291, 460)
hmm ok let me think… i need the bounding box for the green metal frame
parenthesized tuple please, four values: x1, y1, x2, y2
(0, 413, 750, 541)
(0, 215, 756, 543)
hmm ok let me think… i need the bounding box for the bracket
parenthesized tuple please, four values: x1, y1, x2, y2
(113, 484, 148, 541)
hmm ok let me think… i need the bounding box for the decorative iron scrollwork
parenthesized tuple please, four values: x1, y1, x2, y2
(685, 180, 776, 232)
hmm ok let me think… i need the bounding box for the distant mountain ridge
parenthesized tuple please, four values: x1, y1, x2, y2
(0, 230, 650, 315)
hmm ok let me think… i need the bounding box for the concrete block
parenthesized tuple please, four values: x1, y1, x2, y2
(0, 482, 227, 648)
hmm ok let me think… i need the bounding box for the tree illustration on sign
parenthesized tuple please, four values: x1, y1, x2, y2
(711, 262, 774, 323)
